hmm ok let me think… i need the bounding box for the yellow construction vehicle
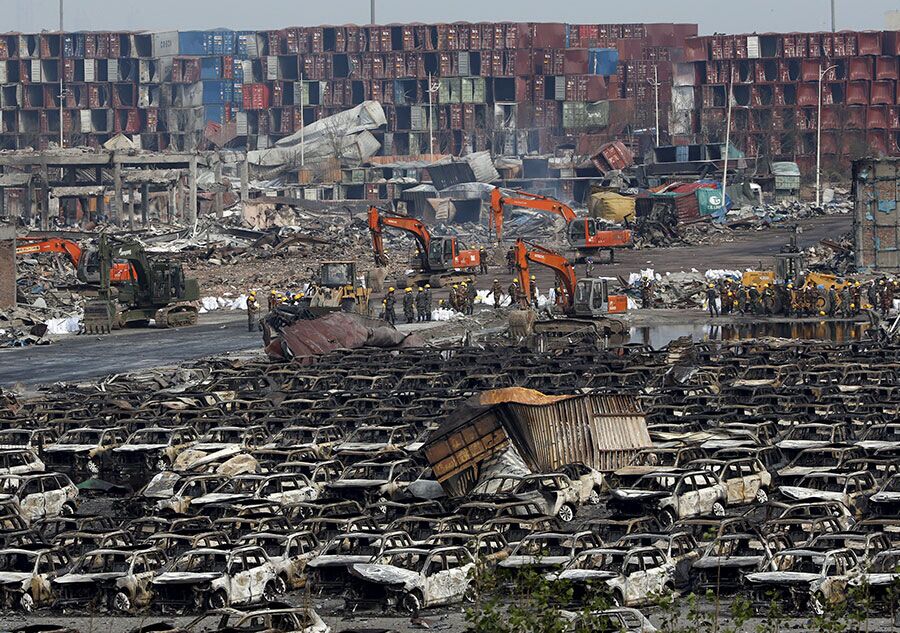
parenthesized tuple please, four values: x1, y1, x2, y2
(306, 261, 371, 316)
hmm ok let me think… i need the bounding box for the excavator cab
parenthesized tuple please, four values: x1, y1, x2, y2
(568, 219, 633, 262)
(572, 278, 628, 318)
(427, 237, 479, 271)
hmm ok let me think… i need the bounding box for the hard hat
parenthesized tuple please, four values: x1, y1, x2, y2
(461, 281, 467, 286)
(388, 287, 395, 292)
(425, 284, 431, 289)
(708, 284, 714, 288)
(452, 285, 458, 289)
(787, 284, 793, 289)
(512, 279, 519, 284)
(405, 287, 412, 293)
(530, 275, 536, 280)
(493, 279, 499, 282)
(820, 310, 826, 316)
(270, 290, 277, 295)
(851, 303, 855, 308)
(298, 292, 305, 298)
(855, 281, 861, 286)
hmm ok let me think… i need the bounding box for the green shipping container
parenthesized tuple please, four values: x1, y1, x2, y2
(696, 188, 727, 216)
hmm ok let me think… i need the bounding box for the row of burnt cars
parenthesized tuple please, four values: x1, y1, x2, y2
(1, 341, 900, 627)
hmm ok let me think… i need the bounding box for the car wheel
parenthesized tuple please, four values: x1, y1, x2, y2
(660, 509, 677, 528)
(611, 590, 624, 607)
(402, 590, 423, 614)
(712, 501, 726, 517)
(60, 502, 75, 517)
(755, 488, 769, 504)
(463, 583, 476, 604)
(112, 591, 132, 613)
(156, 457, 169, 470)
(274, 575, 288, 595)
(18, 592, 34, 613)
(811, 592, 827, 616)
(557, 503, 576, 523)
(86, 459, 100, 476)
(208, 590, 228, 610)
(263, 581, 277, 603)
(588, 488, 602, 505)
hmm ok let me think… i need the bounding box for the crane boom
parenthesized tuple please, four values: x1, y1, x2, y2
(514, 238, 578, 309)
(490, 187, 577, 241)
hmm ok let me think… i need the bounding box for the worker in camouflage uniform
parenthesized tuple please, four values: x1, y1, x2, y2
(383, 287, 397, 325)
(423, 284, 433, 320)
(246, 291, 260, 332)
(479, 246, 488, 275)
(403, 287, 415, 323)
(506, 246, 516, 274)
(706, 284, 719, 318)
(508, 279, 522, 307)
(491, 279, 504, 311)
(415, 287, 427, 322)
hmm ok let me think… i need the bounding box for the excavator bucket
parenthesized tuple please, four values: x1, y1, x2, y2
(82, 299, 116, 335)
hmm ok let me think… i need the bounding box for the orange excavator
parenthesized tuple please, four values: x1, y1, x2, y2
(15, 237, 134, 283)
(490, 187, 633, 262)
(368, 206, 481, 287)
(510, 238, 627, 344)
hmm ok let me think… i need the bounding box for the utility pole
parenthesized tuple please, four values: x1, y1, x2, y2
(59, 0, 64, 148)
(299, 73, 305, 167)
(817, 64, 838, 207)
(721, 75, 733, 213)
(647, 66, 660, 146)
(370, 0, 376, 25)
(831, 0, 836, 32)
(427, 73, 436, 157)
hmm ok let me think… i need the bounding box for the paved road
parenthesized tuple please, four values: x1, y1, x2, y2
(0, 312, 260, 389)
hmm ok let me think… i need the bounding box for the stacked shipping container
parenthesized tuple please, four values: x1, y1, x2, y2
(0, 22, 695, 155)
(678, 31, 900, 173)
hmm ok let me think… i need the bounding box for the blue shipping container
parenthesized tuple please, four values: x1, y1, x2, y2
(200, 57, 223, 80)
(232, 83, 243, 105)
(178, 31, 208, 55)
(393, 81, 408, 105)
(202, 80, 233, 104)
(588, 48, 619, 76)
(204, 104, 227, 124)
(675, 145, 689, 163)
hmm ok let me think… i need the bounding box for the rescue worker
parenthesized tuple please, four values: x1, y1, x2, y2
(478, 246, 488, 275)
(839, 284, 851, 318)
(403, 287, 415, 323)
(491, 279, 504, 310)
(383, 288, 397, 324)
(719, 281, 731, 316)
(506, 246, 516, 274)
(529, 275, 539, 308)
(450, 284, 461, 312)
(466, 281, 477, 315)
(883, 279, 895, 315)
(585, 257, 595, 278)
(267, 289, 278, 311)
(641, 278, 654, 310)
(423, 284, 433, 321)
(706, 284, 719, 318)
(246, 291, 260, 332)
(508, 279, 522, 307)
(415, 287, 426, 322)
(827, 284, 839, 318)
(850, 281, 862, 316)
(748, 286, 761, 315)
(762, 284, 773, 316)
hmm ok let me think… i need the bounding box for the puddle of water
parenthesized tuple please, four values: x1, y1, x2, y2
(628, 321, 867, 349)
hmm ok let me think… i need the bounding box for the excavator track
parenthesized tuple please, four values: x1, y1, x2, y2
(155, 304, 199, 329)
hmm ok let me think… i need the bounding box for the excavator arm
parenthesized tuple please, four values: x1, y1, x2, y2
(514, 238, 578, 309)
(490, 188, 578, 241)
(16, 238, 83, 267)
(367, 206, 432, 266)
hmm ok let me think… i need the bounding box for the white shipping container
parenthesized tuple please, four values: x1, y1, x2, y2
(554, 76, 566, 101)
(241, 60, 253, 84)
(107, 58, 119, 82)
(84, 59, 95, 83)
(458, 52, 470, 76)
(266, 56, 278, 81)
(235, 111, 248, 136)
(30, 60, 41, 83)
(0, 63, 6, 84)
(138, 86, 151, 108)
(151, 31, 179, 58)
(79, 110, 92, 133)
(747, 36, 760, 59)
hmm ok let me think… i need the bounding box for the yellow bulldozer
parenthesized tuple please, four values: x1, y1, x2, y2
(306, 261, 372, 316)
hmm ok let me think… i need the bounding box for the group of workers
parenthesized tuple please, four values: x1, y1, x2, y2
(701, 277, 899, 318)
(382, 285, 433, 324)
(448, 282, 477, 315)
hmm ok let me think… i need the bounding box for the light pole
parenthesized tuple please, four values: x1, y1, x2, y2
(647, 65, 660, 146)
(721, 75, 733, 213)
(816, 64, 838, 207)
(59, 0, 64, 148)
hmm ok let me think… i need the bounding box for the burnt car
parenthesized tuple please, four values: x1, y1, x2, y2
(0, 473, 78, 523)
(0, 449, 45, 476)
(152, 546, 279, 612)
(691, 533, 789, 593)
(306, 531, 412, 594)
(53, 547, 166, 613)
(238, 531, 320, 591)
(346, 545, 475, 613)
(42, 427, 127, 478)
(608, 470, 727, 527)
(325, 459, 416, 506)
(0, 547, 70, 612)
(112, 427, 198, 481)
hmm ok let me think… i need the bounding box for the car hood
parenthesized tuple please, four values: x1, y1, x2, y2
(328, 479, 390, 489)
(610, 489, 669, 501)
(500, 555, 568, 568)
(191, 492, 251, 505)
(55, 572, 126, 584)
(694, 556, 762, 569)
(307, 555, 371, 568)
(777, 440, 829, 450)
(547, 569, 618, 582)
(870, 491, 900, 503)
(45, 445, 96, 454)
(153, 571, 223, 584)
(0, 572, 30, 586)
(745, 571, 820, 585)
(349, 564, 421, 590)
(115, 444, 167, 452)
(778, 486, 844, 502)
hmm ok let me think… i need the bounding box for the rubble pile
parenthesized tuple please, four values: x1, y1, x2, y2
(1, 336, 899, 626)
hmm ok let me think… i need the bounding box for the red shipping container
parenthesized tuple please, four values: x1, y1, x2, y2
(868, 130, 888, 154)
(242, 84, 269, 110)
(868, 105, 889, 129)
(563, 49, 588, 75)
(801, 59, 820, 82)
(890, 106, 900, 129)
(877, 57, 899, 81)
(796, 83, 818, 107)
(871, 81, 895, 105)
(858, 31, 882, 56)
(845, 106, 867, 128)
(819, 131, 838, 154)
(849, 57, 873, 81)
(847, 81, 870, 105)
(820, 105, 840, 129)
(683, 36, 709, 63)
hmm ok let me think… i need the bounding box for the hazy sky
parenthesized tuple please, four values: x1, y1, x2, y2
(9, 1, 897, 35)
